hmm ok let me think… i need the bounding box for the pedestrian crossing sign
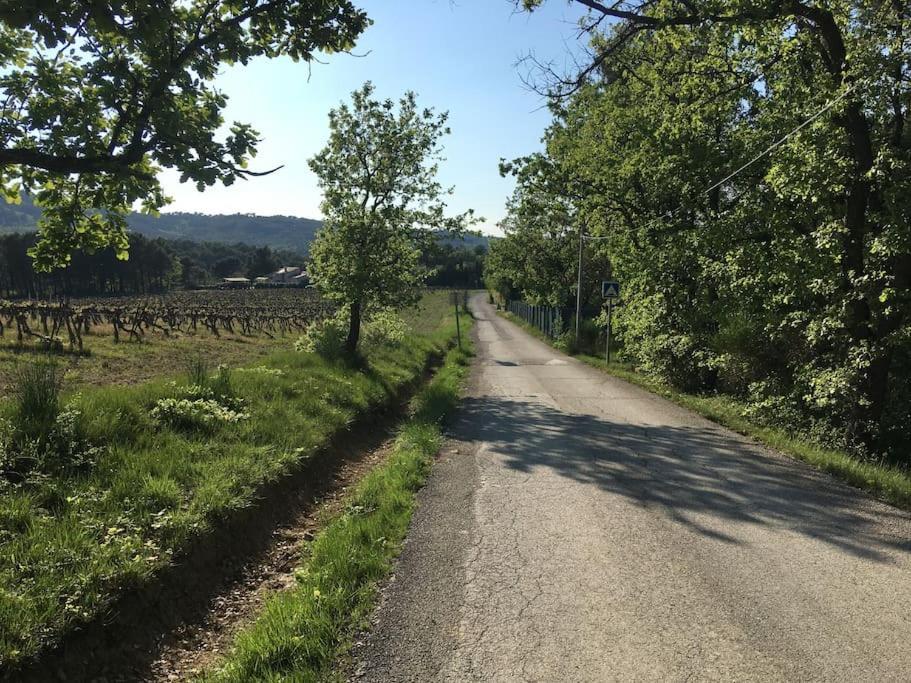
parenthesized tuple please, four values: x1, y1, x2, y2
(602, 280, 620, 299)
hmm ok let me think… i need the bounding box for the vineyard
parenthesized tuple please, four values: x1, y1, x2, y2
(0, 289, 334, 351)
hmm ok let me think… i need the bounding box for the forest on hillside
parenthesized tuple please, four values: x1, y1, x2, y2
(0, 194, 323, 254)
(486, 1, 910, 460)
(0, 231, 486, 299)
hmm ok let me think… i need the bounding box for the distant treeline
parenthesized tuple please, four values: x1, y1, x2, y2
(0, 232, 303, 299)
(0, 232, 487, 299)
(422, 240, 486, 289)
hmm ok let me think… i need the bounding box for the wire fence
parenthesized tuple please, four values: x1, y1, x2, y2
(507, 300, 565, 339)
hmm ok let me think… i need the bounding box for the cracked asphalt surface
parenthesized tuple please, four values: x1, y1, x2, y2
(353, 295, 911, 681)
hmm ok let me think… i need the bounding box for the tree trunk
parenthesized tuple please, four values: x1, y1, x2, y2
(799, 5, 895, 451)
(345, 299, 361, 356)
(857, 349, 894, 447)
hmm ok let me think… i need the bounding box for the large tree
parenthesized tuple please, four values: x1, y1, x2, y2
(308, 82, 474, 355)
(514, 0, 910, 451)
(0, 1, 369, 268)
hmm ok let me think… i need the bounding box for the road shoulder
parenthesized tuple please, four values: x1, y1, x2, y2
(349, 329, 482, 681)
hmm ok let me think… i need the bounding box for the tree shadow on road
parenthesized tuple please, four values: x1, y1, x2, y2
(454, 396, 911, 563)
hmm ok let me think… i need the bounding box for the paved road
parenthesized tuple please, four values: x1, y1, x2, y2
(353, 295, 911, 682)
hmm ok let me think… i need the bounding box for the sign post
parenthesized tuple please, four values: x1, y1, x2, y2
(605, 299, 613, 363)
(601, 280, 620, 364)
(450, 291, 462, 350)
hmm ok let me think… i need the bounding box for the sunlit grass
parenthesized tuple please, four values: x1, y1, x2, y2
(0, 323, 284, 394)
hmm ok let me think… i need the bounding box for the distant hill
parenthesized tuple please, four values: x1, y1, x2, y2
(126, 211, 323, 253)
(0, 194, 488, 253)
(0, 194, 322, 253)
(437, 231, 490, 250)
(0, 193, 42, 230)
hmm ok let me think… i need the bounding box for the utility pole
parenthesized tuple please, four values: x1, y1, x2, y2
(575, 225, 584, 341)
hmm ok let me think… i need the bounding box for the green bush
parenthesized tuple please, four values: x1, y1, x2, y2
(362, 309, 409, 348)
(295, 310, 349, 358)
(152, 365, 247, 433)
(0, 362, 100, 482)
(295, 309, 411, 357)
(556, 316, 601, 355)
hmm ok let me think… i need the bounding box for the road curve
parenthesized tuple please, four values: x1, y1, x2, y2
(353, 295, 911, 682)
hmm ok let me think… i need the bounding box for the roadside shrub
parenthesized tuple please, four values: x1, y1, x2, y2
(556, 316, 600, 355)
(152, 364, 247, 433)
(295, 310, 349, 357)
(295, 309, 410, 357)
(554, 329, 576, 354)
(151, 397, 249, 432)
(362, 309, 409, 349)
(27, 408, 95, 475)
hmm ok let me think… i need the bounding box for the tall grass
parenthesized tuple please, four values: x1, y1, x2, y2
(184, 358, 234, 398)
(9, 360, 62, 442)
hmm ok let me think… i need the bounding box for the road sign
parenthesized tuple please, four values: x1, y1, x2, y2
(602, 280, 620, 299)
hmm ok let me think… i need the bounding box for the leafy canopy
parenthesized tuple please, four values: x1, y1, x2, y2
(0, 0, 370, 268)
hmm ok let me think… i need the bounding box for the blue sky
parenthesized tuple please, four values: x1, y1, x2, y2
(158, 0, 589, 235)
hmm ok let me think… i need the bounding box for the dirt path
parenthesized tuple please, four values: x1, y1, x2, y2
(353, 295, 911, 681)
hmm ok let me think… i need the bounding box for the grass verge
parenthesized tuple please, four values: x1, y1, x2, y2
(201, 324, 473, 682)
(0, 292, 460, 672)
(499, 309, 911, 510)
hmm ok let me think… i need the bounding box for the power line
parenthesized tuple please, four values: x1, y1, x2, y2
(637, 80, 860, 234)
(582, 0, 895, 239)
(702, 81, 859, 198)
